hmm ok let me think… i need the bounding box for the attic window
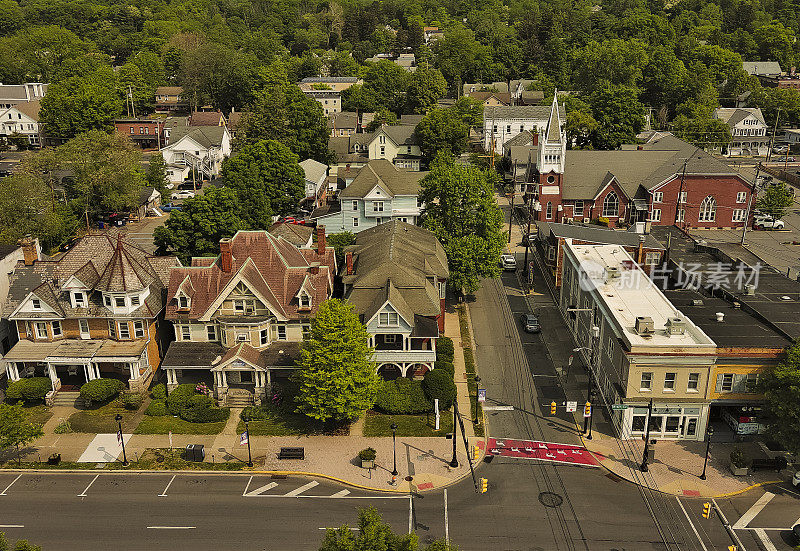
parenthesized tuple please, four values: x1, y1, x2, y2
(31, 298, 41, 310)
(73, 292, 85, 308)
(178, 295, 189, 309)
(131, 295, 140, 306)
(299, 293, 311, 309)
(115, 297, 125, 307)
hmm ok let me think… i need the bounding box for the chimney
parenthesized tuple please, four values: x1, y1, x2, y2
(532, 133, 538, 146)
(309, 262, 320, 275)
(637, 234, 645, 264)
(346, 252, 354, 275)
(219, 238, 233, 272)
(316, 225, 326, 255)
(18, 235, 37, 266)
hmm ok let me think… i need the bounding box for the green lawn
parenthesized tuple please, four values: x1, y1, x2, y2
(362, 410, 454, 437)
(135, 414, 228, 435)
(236, 405, 327, 436)
(67, 399, 137, 433)
(23, 404, 53, 427)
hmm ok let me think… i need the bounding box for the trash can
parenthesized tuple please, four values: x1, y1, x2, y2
(185, 444, 205, 462)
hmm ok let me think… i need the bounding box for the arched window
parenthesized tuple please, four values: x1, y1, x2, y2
(546, 201, 553, 219)
(699, 195, 716, 222)
(602, 192, 619, 217)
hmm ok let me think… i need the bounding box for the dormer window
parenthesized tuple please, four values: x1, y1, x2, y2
(115, 297, 125, 308)
(31, 298, 41, 310)
(379, 312, 399, 326)
(299, 293, 311, 309)
(104, 295, 111, 307)
(178, 295, 189, 309)
(131, 295, 140, 307)
(73, 292, 85, 308)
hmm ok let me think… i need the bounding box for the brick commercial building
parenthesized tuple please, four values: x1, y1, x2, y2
(114, 118, 165, 148)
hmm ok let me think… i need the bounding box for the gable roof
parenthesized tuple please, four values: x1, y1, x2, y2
(301, 77, 358, 84)
(13, 100, 40, 121)
(299, 159, 328, 184)
(484, 105, 566, 122)
(742, 61, 782, 76)
(339, 160, 425, 198)
(166, 125, 227, 149)
(376, 124, 418, 146)
(329, 111, 359, 130)
(714, 107, 766, 127)
(189, 111, 225, 126)
(156, 86, 183, 95)
(268, 222, 314, 248)
(468, 91, 511, 105)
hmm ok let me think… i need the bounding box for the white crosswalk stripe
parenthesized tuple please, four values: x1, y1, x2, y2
(284, 481, 319, 497)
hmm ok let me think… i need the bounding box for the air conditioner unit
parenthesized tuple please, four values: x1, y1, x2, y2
(744, 284, 756, 296)
(691, 299, 704, 306)
(665, 317, 686, 336)
(604, 266, 621, 281)
(635, 316, 655, 335)
(564, 217, 574, 224)
(236, 333, 248, 342)
(583, 218, 590, 224)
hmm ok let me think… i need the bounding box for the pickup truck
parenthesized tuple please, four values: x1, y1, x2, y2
(160, 202, 182, 212)
(753, 214, 785, 230)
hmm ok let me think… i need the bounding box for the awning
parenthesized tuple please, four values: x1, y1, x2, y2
(3, 340, 59, 362)
(162, 342, 226, 370)
(46, 340, 104, 362)
(94, 340, 147, 360)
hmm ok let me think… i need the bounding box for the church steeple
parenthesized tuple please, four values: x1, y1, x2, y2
(537, 90, 566, 175)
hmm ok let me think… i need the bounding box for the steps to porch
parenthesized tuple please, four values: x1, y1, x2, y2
(224, 387, 254, 407)
(50, 391, 82, 408)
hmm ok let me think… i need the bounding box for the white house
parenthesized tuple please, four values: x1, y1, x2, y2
(483, 104, 565, 155)
(0, 83, 46, 110)
(160, 125, 231, 184)
(713, 108, 769, 157)
(368, 125, 423, 171)
(0, 100, 41, 146)
(300, 158, 328, 209)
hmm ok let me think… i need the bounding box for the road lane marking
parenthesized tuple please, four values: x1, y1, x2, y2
(754, 528, 778, 551)
(0, 475, 22, 496)
(483, 405, 515, 411)
(675, 496, 708, 551)
(329, 490, 350, 497)
(159, 475, 176, 497)
(444, 489, 449, 543)
(0, 525, 23, 528)
(78, 475, 100, 497)
(318, 527, 359, 530)
(147, 526, 195, 530)
(284, 481, 318, 497)
(245, 482, 278, 497)
(242, 476, 252, 495)
(733, 491, 775, 529)
(408, 495, 413, 534)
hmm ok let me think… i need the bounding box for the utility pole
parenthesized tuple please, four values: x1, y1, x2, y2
(767, 107, 781, 164)
(673, 158, 689, 228)
(522, 193, 534, 281)
(129, 86, 136, 119)
(740, 162, 760, 246)
(507, 186, 515, 244)
(640, 398, 653, 472)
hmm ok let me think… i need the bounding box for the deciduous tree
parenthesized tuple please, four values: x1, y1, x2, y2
(0, 403, 44, 465)
(405, 65, 448, 114)
(756, 182, 795, 219)
(760, 341, 800, 454)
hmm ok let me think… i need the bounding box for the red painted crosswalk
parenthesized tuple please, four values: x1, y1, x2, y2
(486, 437, 601, 467)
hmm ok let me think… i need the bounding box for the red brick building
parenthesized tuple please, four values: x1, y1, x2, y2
(528, 98, 754, 230)
(114, 118, 164, 149)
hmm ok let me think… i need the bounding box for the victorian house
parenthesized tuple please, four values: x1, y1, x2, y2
(161, 227, 335, 406)
(2, 234, 179, 401)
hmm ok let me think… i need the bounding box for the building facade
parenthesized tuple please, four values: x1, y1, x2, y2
(483, 104, 566, 155)
(0, 100, 41, 146)
(114, 118, 164, 149)
(713, 108, 769, 156)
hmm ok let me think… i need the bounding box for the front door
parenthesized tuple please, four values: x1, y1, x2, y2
(240, 370, 253, 384)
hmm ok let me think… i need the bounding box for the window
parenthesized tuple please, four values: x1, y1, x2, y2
(118, 322, 130, 339)
(73, 292, 85, 308)
(664, 372, 676, 391)
(699, 195, 716, 222)
(133, 320, 145, 339)
(379, 312, 399, 326)
(688, 373, 700, 392)
(131, 295, 140, 306)
(352, 200, 358, 211)
(35, 322, 48, 339)
(139, 127, 144, 134)
(379, 146, 385, 156)
(573, 200, 584, 216)
(602, 192, 619, 217)
(115, 297, 125, 307)
(519, 125, 524, 132)
(108, 320, 117, 339)
(384, 334, 397, 343)
(375, 217, 382, 224)
(181, 325, 190, 341)
(721, 374, 734, 392)
(644, 252, 661, 265)
(299, 293, 311, 309)
(493, 125, 498, 133)
(653, 192, 663, 203)
(677, 209, 685, 223)
(679, 191, 687, 204)
(31, 298, 41, 310)
(640, 372, 652, 391)
(302, 324, 311, 338)
(546, 201, 552, 219)
(506, 125, 511, 133)
(51, 321, 62, 337)
(260, 328, 269, 346)
(178, 295, 189, 309)
(379, 135, 385, 144)
(745, 374, 759, 393)
(650, 209, 661, 222)
(737, 191, 747, 203)
(732, 209, 746, 222)
(78, 319, 90, 338)
(234, 300, 244, 313)
(352, 218, 359, 228)
(130, 127, 134, 134)
(277, 325, 287, 340)
(373, 201, 384, 212)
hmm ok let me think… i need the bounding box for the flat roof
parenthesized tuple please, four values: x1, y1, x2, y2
(564, 242, 715, 349)
(541, 222, 664, 250)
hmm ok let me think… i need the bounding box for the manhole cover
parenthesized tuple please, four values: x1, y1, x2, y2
(405, 476, 413, 481)
(538, 492, 563, 507)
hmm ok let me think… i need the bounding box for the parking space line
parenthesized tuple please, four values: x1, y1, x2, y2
(285, 481, 318, 497)
(754, 528, 778, 551)
(242, 476, 252, 496)
(444, 489, 449, 543)
(675, 496, 708, 551)
(329, 490, 350, 497)
(733, 491, 774, 529)
(408, 495, 413, 534)
(0, 474, 22, 496)
(147, 526, 195, 530)
(159, 475, 176, 497)
(78, 475, 100, 497)
(0, 525, 23, 528)
(245, 482, 278, 497)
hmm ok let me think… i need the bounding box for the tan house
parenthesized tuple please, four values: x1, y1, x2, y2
(155, 86, 188, 112)
(368, 125, 423, 171)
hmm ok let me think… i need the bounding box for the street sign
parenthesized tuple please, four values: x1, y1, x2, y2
(565, 401, 577, 413)
(478, 388, 487, 403)
(611, 404, 628, 410)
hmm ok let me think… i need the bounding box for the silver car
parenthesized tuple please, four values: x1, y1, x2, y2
(500, 254, 517, 271)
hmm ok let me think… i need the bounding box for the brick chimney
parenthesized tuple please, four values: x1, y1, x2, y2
(532, 133, 538, 146)
(18, 235, 37, 266)
(345, 252, 354, 275)
(308, 262, 320, 275)
(316, 225, 326, 255)
(637, 234, 645, 264)
(219, 238, 233, 272)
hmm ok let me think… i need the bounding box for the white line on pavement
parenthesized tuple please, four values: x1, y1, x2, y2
(285, 481, 318, 497)
(318, 527, 359, 530)
(159, 475, 176, 497)
(483, 405, 515, 411)
(754, 528, 778, 551)
(444, 489, 449, 543)
(733, 491, 775, 529)
(0, 525, 23, 528)
(78, 475, 100, 497)
(408, 495, 413, 534)
(675, 496, 708, 551)
(329, 490, 350, 497)
(242, 476, 252, 496)
(0, 475, 22, 496)
(245, 482, 278, 497)
(147, 526, 195, 530)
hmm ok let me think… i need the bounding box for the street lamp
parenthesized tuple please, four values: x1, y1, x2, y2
(391, 423, 398, 477)
(243, 414, 253, 467)
(699, 425, 714, 480)
(640, 398, 654, 472)
(586, 388, 596, 440)
(473, 375, 481, 424)
(115, 414, 128, 466)
(450, 401, 459, 468)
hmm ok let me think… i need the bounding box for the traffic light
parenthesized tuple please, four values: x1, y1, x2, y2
(584, 402, 592, 418)
(472, 444, 480, 461)
(728, 546, 737, 551)
(702, 502, 711, 519)
(550, 401, 557, 415)
(479, 478, 488, 493)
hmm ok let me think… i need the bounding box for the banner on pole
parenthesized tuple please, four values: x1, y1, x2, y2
(240, 431, 249, 445)
(434, 398, 440, 430)
(478, 388, 487, 403)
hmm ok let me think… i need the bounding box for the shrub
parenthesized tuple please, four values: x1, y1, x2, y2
(79, 378, 124, 405)
(730, 447, 748, 468)
(359, 447, 377, 461)
(436, 337, 454, 362)
(150, 384, 166, 400)
(165, 383, 197, 416)
(374, 378, 432, 414)
(53, 419, 73, 434)
(434, 360, 455, 375)
(6, 377, 51, 403)
(122, 392, 143, 410)
(180, 394, 229, 423)
(241, 405, 269, 421)
(145, 400, 168, 416)
(423, 369, 457, 410)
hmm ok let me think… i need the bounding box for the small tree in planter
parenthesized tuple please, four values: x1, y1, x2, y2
(359, 447, 377, 469)
(730, 447, 749, 476)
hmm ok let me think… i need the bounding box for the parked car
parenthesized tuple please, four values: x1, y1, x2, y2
(281, 216, 307, 225)
(500, 254, 517, 271)
(172, 190, 196, 201)
(521, 313, 540, 333)
(773, 145, 788, 154)
(160, 202, 182, 212)
(793, 523, 800, 545)
(753, 214, 785, 230)
(792, 471, 800, 487)
(177, 182, 198, 190)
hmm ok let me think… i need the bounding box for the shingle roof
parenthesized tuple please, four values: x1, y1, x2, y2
(13, 100, 40, 121)
(714, 107, 766, 127)
(189, 111, 225, 126)
(299, 159, 328, 184)
(378, 125, 418, 146)
(468, 91, 511, 105)
(268, 222, 313, 248)
(339, 160, 425, 199)
(301, 77, 358, 83)
(156, 86, 184, 95)
(399, 114, 424, 127)
(742, 61, 782, 76)
(167, 125, 227, 149)
(329, 111, 359, 130)
(484, 105, 566, 121)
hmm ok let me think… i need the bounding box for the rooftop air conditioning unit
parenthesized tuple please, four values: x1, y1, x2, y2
(605, 266, 621, 281)
(583, 218, 591, 224)
(236, 333, 248, 342)
(691, 299, 704, 306)
(635, 316, 655, 335)
(665, 317, 686, 336)
(744, 284, 756, 296)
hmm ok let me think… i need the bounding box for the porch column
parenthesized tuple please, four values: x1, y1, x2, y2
(129, 363, 139, 381)
(47, 363, 60, 392)
(220, 370, 227, 388)
(265, 368, 272, 393)
(6, 362, 19, 382)
(404, 336, 410, 351)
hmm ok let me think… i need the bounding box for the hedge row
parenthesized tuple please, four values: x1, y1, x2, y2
(6, 377, 51, 403)
(436, 336, 454, 362)
(80, 378, 124, 405)
(422, 370, 456, 410)
(374, 378, 432, 414)
(145, 400, 168, 416)
(158, 383, 229, 423)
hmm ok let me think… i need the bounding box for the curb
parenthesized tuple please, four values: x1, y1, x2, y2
(713, 480, 783, 499)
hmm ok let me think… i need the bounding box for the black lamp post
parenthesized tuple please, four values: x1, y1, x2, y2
(473, 375, 481, 424)
(391, 423, 398, 477)
(640, 398, 653, 472)
(450, 401, 459, 468)
(699, 425, 714, 480)
(115, 414, 128, 466)
(586, 388, 597, 440)
(243, 415, 253, 467)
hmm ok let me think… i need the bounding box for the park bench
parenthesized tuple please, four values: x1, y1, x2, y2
(278, 447, 305, 460)
(751, 457, 787, 471)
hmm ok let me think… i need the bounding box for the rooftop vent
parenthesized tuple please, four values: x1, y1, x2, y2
(745, 284, 756, 296)
(635, 316, 655, 335)
(665, 317, 686, 336)
(691, 299, 704, 307)
(605, 266, 621, 281)
(781, 295, 792, 301)
(715, 312, 724, 322)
